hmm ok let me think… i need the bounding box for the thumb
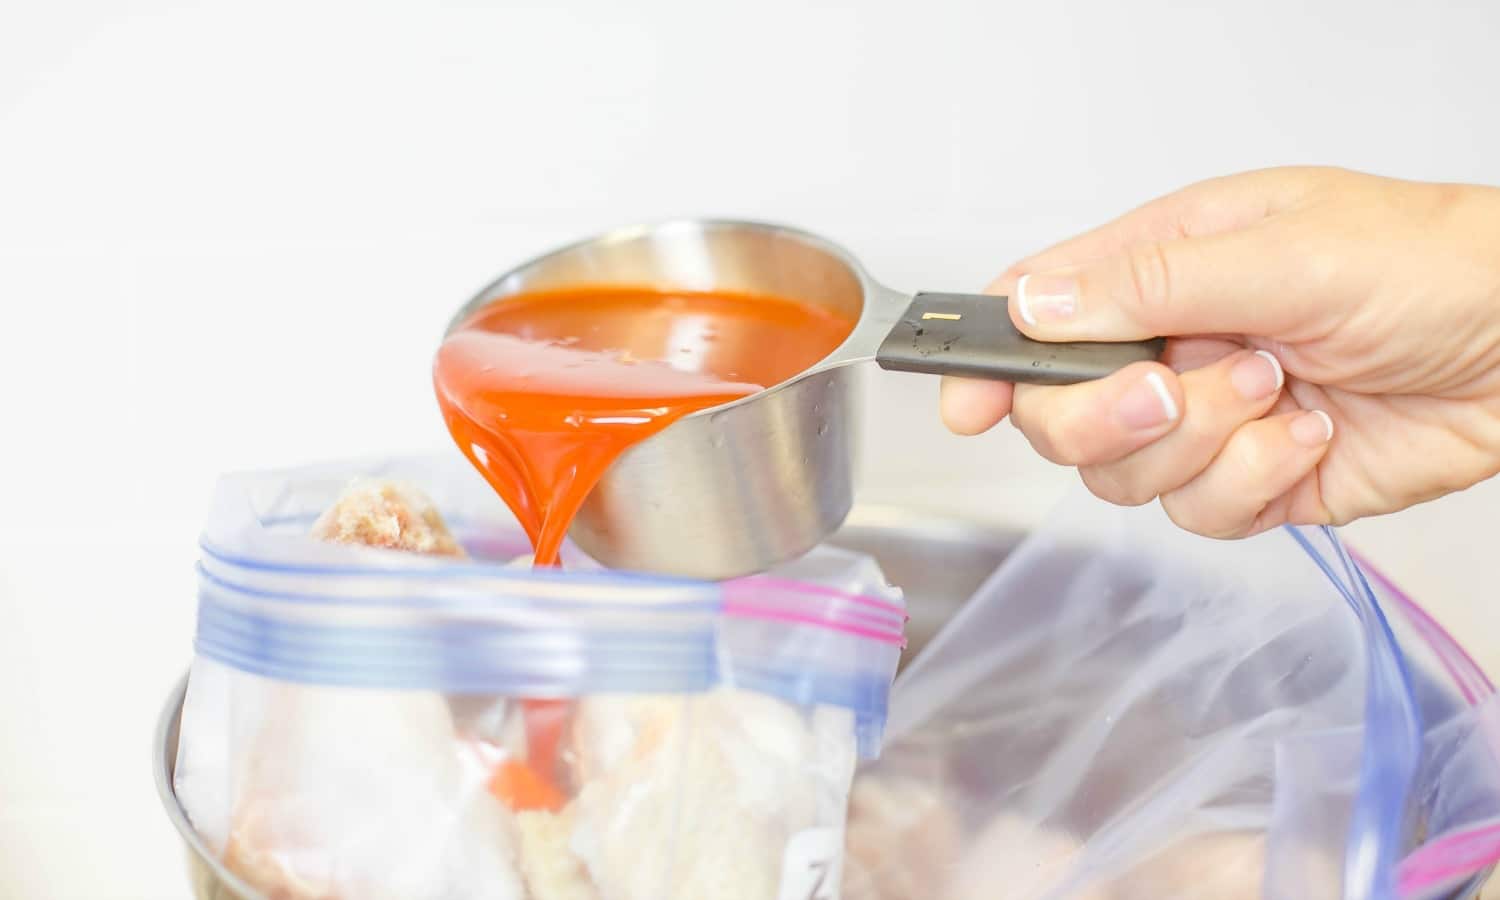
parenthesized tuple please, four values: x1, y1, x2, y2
(1004, 223, 1311, 343)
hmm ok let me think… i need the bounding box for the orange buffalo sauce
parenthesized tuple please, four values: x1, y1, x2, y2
(433, 286, 853, 799)
(432, 286, 854, 567)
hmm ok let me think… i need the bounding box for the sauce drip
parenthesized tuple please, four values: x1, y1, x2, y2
(433, 286, 854, 567)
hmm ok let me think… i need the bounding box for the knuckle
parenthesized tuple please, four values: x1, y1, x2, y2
(1010, 394, 1075, 464)
(1423, 180, 1471, 225)
(1122, 240, 1175, 324)
(1160, 490, 1245, 540)
(1158, 492, 1200, 533)
(1040, 414, 1079, 464)
(1007, 396, 1029, 433)
(1229, 434, 1273, 489)
(1006, 400, 1043, 451)
(1081, 466, 1156, 507)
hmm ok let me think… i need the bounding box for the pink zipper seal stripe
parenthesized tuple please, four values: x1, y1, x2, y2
(1348, 548, 1494, 705)
(1348, 547, 1500, 897)
(733, 575, 908, 617)
(1397, 816, 1500, 897)
(721, 580, 907, 647)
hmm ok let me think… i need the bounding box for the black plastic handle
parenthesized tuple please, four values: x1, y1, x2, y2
(874, 292, 1165, 386)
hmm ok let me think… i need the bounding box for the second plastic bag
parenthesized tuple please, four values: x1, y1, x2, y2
(842, 491, 1488, 900)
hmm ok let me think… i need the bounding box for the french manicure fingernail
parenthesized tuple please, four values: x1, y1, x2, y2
(1116, 371, 1180, 430)
(1016, 272, 1078, 326)
(1231, 350, 1285, 401)
(1290, 409, 1334, 447)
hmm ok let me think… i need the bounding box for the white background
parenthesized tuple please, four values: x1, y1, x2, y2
(2, 1, 1498, 897)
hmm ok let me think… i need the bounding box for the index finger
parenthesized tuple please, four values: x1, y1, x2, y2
(942, 168, 1318, 437)
(985, 167, 1320, 291)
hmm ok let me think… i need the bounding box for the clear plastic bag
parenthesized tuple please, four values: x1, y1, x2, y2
(174, 455, 904, 900)
(1357, 554, 1500, 900)
(845, 491, 1499, 900)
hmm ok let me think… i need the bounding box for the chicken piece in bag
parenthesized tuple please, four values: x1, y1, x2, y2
(841, 774, 964, 900)
(218, 479, 526, 900)
(567, 689, 857, 900)
(308, 477, 467, 558)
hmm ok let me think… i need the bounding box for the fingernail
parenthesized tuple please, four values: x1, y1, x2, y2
(1116, 371, 1180, 430)
(1015, 272, 1078, 326)
(1290, 409, 1334, 447)
(1230, 350, 1285, 401)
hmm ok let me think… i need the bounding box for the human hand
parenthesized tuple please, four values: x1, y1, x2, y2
(941, 167, 1500, 537)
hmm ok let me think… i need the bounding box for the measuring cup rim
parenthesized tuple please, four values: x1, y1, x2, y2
(443, 217, 886, 421)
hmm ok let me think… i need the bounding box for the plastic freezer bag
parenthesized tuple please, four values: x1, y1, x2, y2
(1361, 556, 1500, 900)
(843, 492, 1442, 900)
(173, 455, 905, 900)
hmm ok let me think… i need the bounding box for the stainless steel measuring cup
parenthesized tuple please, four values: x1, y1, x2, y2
(445, 220, 1162, 579)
